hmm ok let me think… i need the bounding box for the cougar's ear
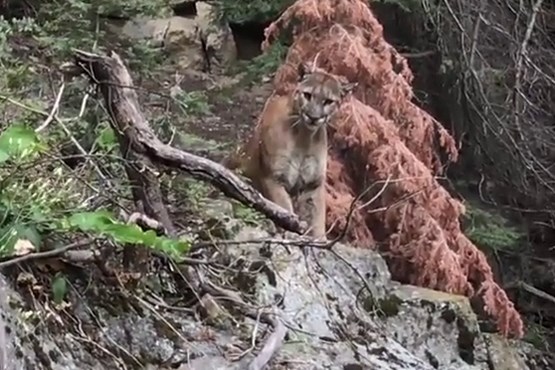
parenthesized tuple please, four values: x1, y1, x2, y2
(297, 62, 312, 80)
(341, 82, 358, 97)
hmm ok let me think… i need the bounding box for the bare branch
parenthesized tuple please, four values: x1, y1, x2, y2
(512, 0, 544, 142)
(70, 49, 306, 235)
(35, 82, 65, 133)
(199, 276, 286, 370)
(0, 239, 94, 269)
(506, 280, 555, 306)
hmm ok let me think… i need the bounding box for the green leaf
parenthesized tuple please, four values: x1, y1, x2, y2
(0, 223, 41, 254)
(95, 126, 117, 150)
(67, 211, 115, 232)
(64, 210, 191, 257)
(0, 124, 41, 162)
(0, 225, 19, 253)
(16, 223, 41, 248)
(51, 273, 68, 304)
(155, 236, 190, 257)
(103, 223, 149, 245)
(0, 149, 8, 162)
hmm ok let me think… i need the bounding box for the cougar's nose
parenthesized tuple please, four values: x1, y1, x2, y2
(302, 113, 319, 126)
(304, 107, 322, 122)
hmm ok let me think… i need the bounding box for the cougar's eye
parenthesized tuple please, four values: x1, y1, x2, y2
(324, 99, 334, 105)
(303, 92, 312, 100)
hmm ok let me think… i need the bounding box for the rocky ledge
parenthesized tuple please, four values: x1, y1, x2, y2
(0, 198, 550, 370)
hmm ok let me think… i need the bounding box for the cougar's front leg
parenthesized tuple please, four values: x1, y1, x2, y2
(259, 176, 294, 213)
(297, 185, 327, 240)
(259, 176, 299, 238)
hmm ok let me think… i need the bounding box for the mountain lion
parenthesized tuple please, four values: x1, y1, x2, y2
(225, 62, 356, 239)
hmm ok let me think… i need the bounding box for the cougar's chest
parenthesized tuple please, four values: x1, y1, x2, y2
(274, 146, 326, 196)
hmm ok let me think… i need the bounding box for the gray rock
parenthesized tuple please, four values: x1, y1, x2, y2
(164, 16, 205, 70)
(0, 208, 548, 369)
(118, 2, 236, 73)
(121, 16, 204, 70)
(121, 17, 171, 45)
(196, 2, 236, 73)
(0, 275, 19, 370)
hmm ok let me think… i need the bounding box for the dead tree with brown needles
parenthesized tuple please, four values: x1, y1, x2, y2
(254, 0, 524, 338)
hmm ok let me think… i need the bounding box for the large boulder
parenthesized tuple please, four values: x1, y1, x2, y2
(118, 2, 236, 73)
(195, 2, 237, 73)
(0, 197, 548, 369)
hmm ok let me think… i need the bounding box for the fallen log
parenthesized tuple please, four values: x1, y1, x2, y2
(69, 49, 305, 234)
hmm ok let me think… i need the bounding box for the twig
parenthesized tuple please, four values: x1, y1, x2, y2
(191, 237, 331, 252)
(191, 176, 400, 255)
(143, 292, 195, 314)
(356, 176, 391, 211)
(506, 280, 555, 305)
(324, 175, 392, 248)
(0, 94, 45, 116)
(131, 293, 201, 352)
(228, 309, 263, 362)
(198, 275, 286, 370)
(512, 0, 544, 142)
(35, 82, 65, 132)
(54, 115, 110, 183)
(0, 93, 110, 183)
(399, 50, 436, 59)
(0, 239, 94, 269)
(247, 315, 286, 370)
(441, 0, 555, 196)
(468, 6, 483, 68)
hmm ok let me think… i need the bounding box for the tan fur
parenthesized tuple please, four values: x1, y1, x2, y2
(224, 63, 356, 239)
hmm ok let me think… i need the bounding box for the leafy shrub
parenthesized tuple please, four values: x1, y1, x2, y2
(464, 203, 523, 253)
(214, 0, 295, 24)
(0, 124, 189, 259)
(231, 41, 288, 83)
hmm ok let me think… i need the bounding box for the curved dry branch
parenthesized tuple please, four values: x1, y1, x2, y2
(68, 50, 305, 235)
(200, 275, 286, 370)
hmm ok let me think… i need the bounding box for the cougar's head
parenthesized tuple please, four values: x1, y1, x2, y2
(293, 62, 357, 130)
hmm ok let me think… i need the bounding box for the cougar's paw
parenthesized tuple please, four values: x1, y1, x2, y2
(298, 220, 309, 233)
(313, 235, 328, 243)
(283, 231, 300, 240)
